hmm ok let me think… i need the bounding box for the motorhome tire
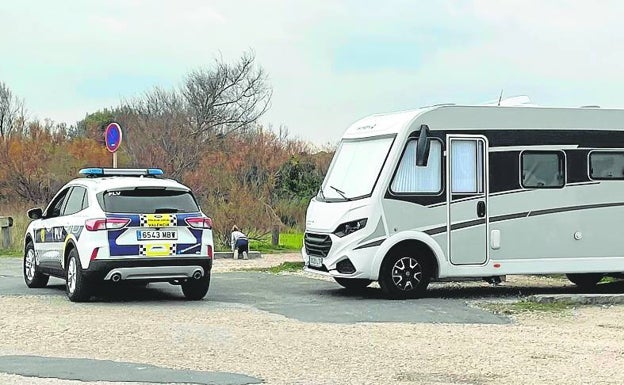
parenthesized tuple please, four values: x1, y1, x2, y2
(334, 278, 372, 291)
(24, 240, 49, 288)
(566, 273, 603, 289)
(379, 252, 430, 299)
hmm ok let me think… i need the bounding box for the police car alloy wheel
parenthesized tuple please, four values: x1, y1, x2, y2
(23, 240, 49, 288)
(67, 257, 77, 294)
(25, 249, 36, 281)
(66, 250, 91, 302)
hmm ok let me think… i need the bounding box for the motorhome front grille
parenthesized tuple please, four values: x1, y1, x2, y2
(304, 232, 332, 257)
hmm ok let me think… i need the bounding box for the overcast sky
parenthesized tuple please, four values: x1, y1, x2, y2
(1, 0, 624, 145)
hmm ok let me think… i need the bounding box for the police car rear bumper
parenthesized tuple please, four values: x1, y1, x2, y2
(85, 257, 212, 282)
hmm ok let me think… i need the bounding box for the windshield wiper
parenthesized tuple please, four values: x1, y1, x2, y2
(329, 185, 351, 201)
(318, 187, 326, 200)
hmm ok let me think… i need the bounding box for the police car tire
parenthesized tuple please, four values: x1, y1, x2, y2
(66, 249, 91, 302)
(181, 274, 210, 300)
(24, 240, 49, 288)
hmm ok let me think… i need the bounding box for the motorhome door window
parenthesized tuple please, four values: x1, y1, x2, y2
(451, 140, 484, 193)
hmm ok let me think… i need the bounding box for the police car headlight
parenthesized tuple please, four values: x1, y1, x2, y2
(334, 218, 367, 238)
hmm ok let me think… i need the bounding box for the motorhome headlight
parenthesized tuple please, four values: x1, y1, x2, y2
(334, 218, 367, 238)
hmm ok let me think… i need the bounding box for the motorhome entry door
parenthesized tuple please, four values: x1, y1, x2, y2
(446, 135, 488, 265)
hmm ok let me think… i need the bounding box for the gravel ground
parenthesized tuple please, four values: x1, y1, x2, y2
(1, 254, 623, 385)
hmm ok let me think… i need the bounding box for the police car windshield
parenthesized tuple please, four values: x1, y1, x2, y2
(97, 188, 200, 214)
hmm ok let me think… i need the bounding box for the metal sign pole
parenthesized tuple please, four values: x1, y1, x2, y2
(113, 152, 117, 168)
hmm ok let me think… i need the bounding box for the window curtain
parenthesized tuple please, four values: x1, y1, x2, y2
(391, 140, 441, 193)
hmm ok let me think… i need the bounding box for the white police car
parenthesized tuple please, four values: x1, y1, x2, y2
(23, 168, 214, 302)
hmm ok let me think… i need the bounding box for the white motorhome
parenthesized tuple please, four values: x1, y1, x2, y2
(302, 99, 624, 298)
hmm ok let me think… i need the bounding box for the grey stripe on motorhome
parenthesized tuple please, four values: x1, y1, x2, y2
(423, 201, 624, 236)
(356, 218, 386, 245)
(353, 239, 385, 250)
(427, 181, 601, 208)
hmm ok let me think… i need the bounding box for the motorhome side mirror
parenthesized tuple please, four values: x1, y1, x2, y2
(415, 124, 431, 167)
(27, 208, 43, 220)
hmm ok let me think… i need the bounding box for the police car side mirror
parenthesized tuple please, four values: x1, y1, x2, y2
(27, 208, 43, 220)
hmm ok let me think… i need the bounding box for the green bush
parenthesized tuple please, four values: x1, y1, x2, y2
(248, 231, 303, 253)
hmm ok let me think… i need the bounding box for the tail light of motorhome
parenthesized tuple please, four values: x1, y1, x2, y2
(85, 218, 131, 231)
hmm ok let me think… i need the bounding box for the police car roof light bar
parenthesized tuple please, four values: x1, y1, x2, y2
(79, 168, 164, 178)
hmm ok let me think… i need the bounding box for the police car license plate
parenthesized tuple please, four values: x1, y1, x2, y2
(137, 230, 177, 240)
(309, 256, 323, 267)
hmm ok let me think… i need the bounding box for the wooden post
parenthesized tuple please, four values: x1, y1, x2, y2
(271, 224, 280, 246)
(1, 227, 9, 249)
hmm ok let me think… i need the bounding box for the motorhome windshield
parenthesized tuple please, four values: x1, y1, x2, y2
(320, 136, 394, 201)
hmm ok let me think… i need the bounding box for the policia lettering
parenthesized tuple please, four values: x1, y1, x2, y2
(34, 226, 83, 243)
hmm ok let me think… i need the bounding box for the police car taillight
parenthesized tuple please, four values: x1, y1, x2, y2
(185, 217, 213, 229)
(85, 218, 131, 231)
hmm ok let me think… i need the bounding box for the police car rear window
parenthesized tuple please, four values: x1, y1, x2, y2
(97, 188, 200, 214)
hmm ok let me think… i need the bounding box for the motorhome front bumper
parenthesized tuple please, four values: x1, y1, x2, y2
(302, 243, 376, 279)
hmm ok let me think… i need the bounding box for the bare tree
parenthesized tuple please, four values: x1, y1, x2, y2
(0, 82, 26, 138)
(116, 87, 200, 179)
(182, 50, 272, 137)
(118, 51, 272, 178)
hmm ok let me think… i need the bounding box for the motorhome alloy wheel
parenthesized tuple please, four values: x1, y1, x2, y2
(391, 256, 423, 291)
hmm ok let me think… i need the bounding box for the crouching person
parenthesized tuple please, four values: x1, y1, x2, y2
(231, 225, 249, 260)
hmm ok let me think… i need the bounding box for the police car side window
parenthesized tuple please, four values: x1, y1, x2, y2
(63, 187, 87, 216)
(45, 188, 71, 219)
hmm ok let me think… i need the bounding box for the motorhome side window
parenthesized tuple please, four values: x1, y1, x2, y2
(390, 140, 442, 194)
(589, 152, 624, 179)
(521, 151, 565, 188)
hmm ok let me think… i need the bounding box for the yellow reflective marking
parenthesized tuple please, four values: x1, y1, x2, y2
(146, 214, 171, 228)
(145, 244, 171, 257)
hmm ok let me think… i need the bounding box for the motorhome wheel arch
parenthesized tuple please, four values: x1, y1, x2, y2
(303, 102, 624, 298)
